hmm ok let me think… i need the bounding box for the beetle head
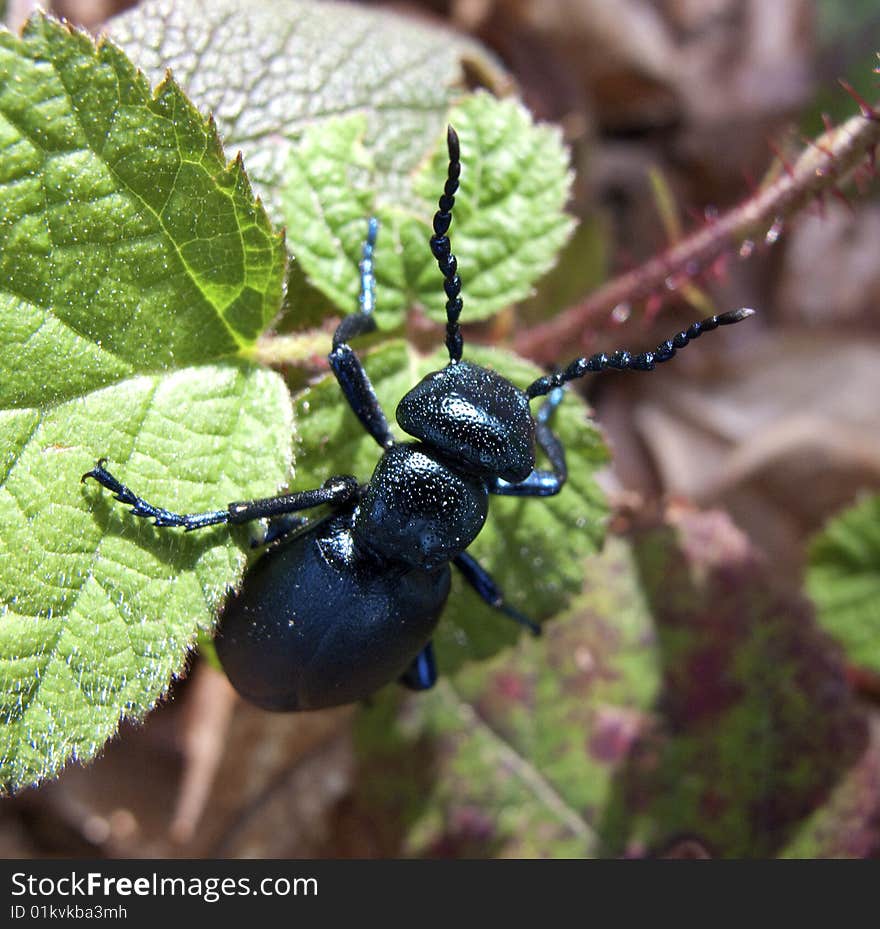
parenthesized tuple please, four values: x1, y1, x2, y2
(396, 361, 535, 483)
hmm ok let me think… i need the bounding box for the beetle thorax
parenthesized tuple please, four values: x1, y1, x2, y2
(353, 443, 489, 570)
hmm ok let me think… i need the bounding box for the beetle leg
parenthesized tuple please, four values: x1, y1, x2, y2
(328, 218, 396, 450)
(490, 387, 567, 497)
(328, 341, 395, 450)
(82, 460, 359, 532)
(399, 641, 437, 691)
(454, 551, 540, 636)
(252, 513, 311, 548)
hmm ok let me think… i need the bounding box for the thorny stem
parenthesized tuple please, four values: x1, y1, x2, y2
(517, 101, 880, 366)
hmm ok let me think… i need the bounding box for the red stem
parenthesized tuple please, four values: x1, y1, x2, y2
(517, 103, 880, 365)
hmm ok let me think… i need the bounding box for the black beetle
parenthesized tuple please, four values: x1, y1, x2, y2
(83, 127, 753, 711)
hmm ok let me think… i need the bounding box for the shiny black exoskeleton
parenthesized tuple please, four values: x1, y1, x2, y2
(83, 127, 754, 711)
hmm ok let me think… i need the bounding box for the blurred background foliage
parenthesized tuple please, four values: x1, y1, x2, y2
(2, 0, 879, 858)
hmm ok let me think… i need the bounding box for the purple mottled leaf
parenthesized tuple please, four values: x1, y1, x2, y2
(343, 507, 876, 858)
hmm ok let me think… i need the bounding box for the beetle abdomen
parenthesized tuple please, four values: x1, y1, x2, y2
(215, 510, 451, 711)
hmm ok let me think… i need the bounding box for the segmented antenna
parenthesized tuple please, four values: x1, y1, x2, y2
(430, 126, 464, 363)
(525, 308, 755, 400)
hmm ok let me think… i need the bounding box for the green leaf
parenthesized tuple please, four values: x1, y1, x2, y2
(107, 0, 506, 225)
(0, 15, 285, 409)
(607, 512, 866, 859)
(280, 95, 575, 326)
(412, 95, 575, 322)
(109, 2, 567, 328)
(0, 14, 290, 791)
(807, 494, 880, 673)
(344, 510, 867, 858)
(279, 115, 378, 319)
(346, 536, 654, 858)
(292, 341, 609, 670)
